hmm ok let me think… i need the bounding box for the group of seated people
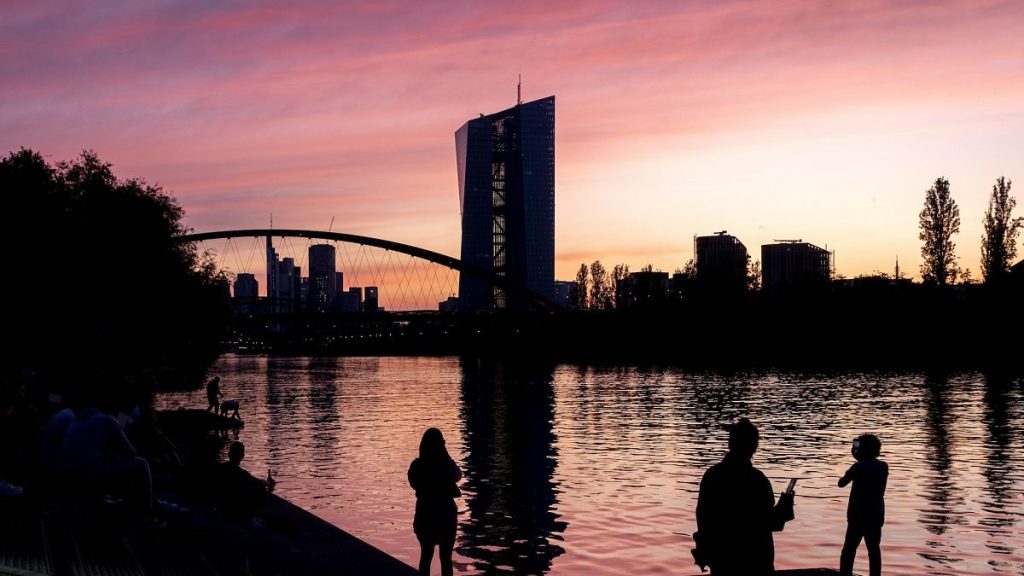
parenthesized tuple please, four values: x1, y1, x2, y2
(0, 377, 273, 530)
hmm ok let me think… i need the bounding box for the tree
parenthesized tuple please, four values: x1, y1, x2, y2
(981, 176, 1023, 282)
(589, 260, 612, 310)
(747, 260, 761, 292)
(574, 263, 589, 310)
(611, 263, 630, 310)
(681, 259, 696, 277)
(1, 149, 231, 394)
(919, 177, 961, 286)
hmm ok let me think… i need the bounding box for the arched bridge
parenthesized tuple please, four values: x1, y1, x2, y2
(177, 229, 558, 312)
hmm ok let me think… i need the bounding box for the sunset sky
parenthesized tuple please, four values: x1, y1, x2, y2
(3, 1, 1023, 280)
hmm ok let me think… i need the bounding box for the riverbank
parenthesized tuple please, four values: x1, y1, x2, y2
(0, 408, 416, 576)
(224, 292, 1024, 371)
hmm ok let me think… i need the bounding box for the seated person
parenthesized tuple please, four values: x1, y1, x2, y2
(61, 404, 156, 520)
(125, 408, 181, 470)
(214, 442, 274, 521)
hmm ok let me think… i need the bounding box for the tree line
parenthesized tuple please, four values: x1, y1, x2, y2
(920, 176, 1022, 286)
(1, 149, 232, 395)
(570, 174, 1022, 310)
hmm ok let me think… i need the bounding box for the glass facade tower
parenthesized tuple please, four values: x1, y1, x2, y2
(455, 96, 555, 311)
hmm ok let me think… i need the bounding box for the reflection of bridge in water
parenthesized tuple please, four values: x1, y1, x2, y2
(179, 229, 557, 313)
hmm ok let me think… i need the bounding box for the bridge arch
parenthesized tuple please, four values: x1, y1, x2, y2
(177, 229, 558, 312)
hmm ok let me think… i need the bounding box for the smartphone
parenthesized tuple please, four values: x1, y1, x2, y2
(785, 478, 798, 495)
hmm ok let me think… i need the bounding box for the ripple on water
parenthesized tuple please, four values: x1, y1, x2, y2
(156, 358, 1024, 575)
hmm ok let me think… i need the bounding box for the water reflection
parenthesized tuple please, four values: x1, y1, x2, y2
(458, 358, 566, 574)
(919, 373, 966, 570)
(981, 374, 1016, 563)
(307, 358, 340, 468)
(154, 358, 1024, 575)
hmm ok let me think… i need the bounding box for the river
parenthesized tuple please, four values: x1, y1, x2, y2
(155, 355, 1024, 575)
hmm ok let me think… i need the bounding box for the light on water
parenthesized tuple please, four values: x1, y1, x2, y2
(156, 356, 1024, 575)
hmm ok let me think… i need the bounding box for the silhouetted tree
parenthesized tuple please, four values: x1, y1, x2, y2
(981, 177, 1023, 283)
(684, 259, 696, 276)
(574, 263, 589, 310)
(960, 268, 975, 285)
(747, 260, 761, 292)
(611, 263, 630, 310)
(1, 149, 231, 393)
(919, 177, 961, 286)
(589, 261, 612, 311)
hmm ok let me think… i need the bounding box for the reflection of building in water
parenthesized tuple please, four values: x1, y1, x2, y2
(458, 358, 565, 574)
(306, 357, 340, 467)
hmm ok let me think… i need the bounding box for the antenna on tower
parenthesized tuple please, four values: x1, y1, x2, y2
(328, 216, 335, 233)
(517, 73, 522, 105)
(270, 213, 273, 230)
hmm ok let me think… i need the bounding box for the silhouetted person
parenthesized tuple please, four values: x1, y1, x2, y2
(839, 434, 887, 576)
(693, 418, 794, 575)
(125, 408, 181, 470)
(61, 405, 156, 523)
(408, 428, 462, 576)
(214, 441, 275, 522)
(206, 377, 222, 413)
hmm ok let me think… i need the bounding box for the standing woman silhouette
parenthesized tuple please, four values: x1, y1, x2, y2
(408, 428, 462, 576)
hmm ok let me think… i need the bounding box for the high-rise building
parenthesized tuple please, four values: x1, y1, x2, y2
(553, 280, 576, 310)
(233, 273, 258, 301)
(266, 242, 301, 313)
(761, 241, 832, 292)
(694, 232, 749, 294)
(456, 95, 555, 311)
(275, 257, 299, 312)
(365, 286, 379, 312)
(308, 244, 336, 313)
(617, 271, 670, 310)
(340, 287, 362, 313)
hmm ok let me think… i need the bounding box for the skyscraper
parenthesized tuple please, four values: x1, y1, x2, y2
(307, 244, 336, 313)
(456, 95, 555, 311)
(694, 232, 749, 295)
(233, 273, 258, 301)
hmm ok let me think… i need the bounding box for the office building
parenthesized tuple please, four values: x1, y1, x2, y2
(233, 273, 258, 301)
(266, 243, 301, 313)
(438, 296, 459, 313)
(308, 244, 336, 313)
(617, 271, 670, 310)
(761, 241, 832, 292)
(456, 95, 555, 311)
(340, 287, 362, 313)
(365, 286, 380, 312)
(694, 232, 749, 293)
(553, 280, 576, 310)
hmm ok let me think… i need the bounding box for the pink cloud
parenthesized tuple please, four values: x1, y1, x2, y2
(3, 0, 1023, 280)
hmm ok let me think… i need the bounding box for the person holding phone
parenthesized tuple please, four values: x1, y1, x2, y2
(693, 418, 795, 575)
(838, 434, 888, 576)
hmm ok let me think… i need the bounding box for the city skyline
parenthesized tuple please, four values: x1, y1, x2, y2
(3, 2, 1024, 280)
